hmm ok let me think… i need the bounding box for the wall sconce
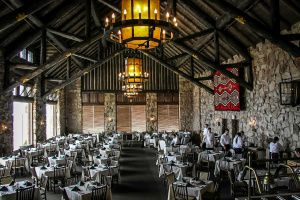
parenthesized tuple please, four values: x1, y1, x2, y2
(150, 116, 155, 121)
(108, 118, 113, 122)
(1, 124, 7, 131)
(249, 118, 256, 132)
(40, 121, 44, 125)
(216, 118, 220, 126)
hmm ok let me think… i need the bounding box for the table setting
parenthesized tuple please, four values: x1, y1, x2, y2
(0, 180, 41, 200)
(0, 155, 29, 171)
(35, 165, 70, 179)
(197, 150, 225, 164)
(23, 148, 44, 165)
(214, 157, 246, 176)
(48, 155, 66, 166)
(167, 177, 214, 200)
(64, 181, 112, 200)
(81, 164, 118, 182)
(158, 161, 190, 180)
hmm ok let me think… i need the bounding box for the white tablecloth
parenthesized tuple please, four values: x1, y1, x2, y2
(150, 138, 159, 148)
(168, 179, 214, 200)
(81, 166, 118, 182)
(64, 183, 112, 200)
(48, 157, 66, 166)
(158, 164, 188, 180)
(93, 156, 109, 165)
(0, 181, 41, 200)
(214, 158, 246, 175)
(197, 151, 225, 163)
(0, 157, 29, 171)
(35, 166, 70, 179)
(24, 148, 44, 165)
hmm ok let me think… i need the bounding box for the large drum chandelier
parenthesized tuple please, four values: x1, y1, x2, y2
(119, 56, 148, 98)
(104, 0, 179, 50)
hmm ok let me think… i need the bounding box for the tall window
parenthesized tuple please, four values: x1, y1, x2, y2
(13, 102, 32, 150)
(27, 51, 33, 63)
(158, 105, 179, 132)
(19, 49, 26, 59)
(82, 105, 105, 133)
(46, 104, 56, 139)
(117, 105, 146, 132)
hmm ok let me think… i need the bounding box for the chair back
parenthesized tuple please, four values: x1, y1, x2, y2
(65, 177, 77, 186)
(172, 146, 179, 153)
(163, 164, 173, 174)
(1, 175, 12, 184)
(54, 166, 66, 179)
(91, 185, 107, 200)
(111, 160, 119, 167)
(16, 185, 35, 200)
(172, 183, 188, 200)
(159, 157, 168, 164)
(166, 172, 175, 186)
(88, 155, 93, 162)
(197, 171, 209, 181)
(40, 175, 48, 189)
(82, 166, 91, 180)
(30, 166, 37, 178)
(59, 148, 65, 156)
(100, 174, 111, 187)
(66, 160, 73, 171)
(235, 154, 243, 159)
(59, 186, 70, 200)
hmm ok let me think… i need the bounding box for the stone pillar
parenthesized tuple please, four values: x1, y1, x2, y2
(179, 76, 194, 130)
(192, 86, 201, 132)
(146, 93, 157, 133)
(57, 88, 65, 135)
(0, 47, 13, 155)
(65, 78, 82, 133)
(33, 74, 46, 144)
(104, 93, 116, 132)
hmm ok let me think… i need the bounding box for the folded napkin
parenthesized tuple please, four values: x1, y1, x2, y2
(46, 164, 50, 167)
(214, 150, 220, 153)
(108, 148, 112, 150)
(105, 154, 110, 158)
(166, 152, 171, 156)
(166, 145, 170, 147)
(56, 163, 61, 167)
(43, 143, 46, 145)
(96, 156, 101, 159)
(101, 148, 106, 150)
(26, 149, 30, 151)
(40, 166, 47, 170)
(17, 155, 22, 158)
(179, 178, 186, 183)
(192, 177, 199, 181)
(34, 149, 38, 151)
(176, 153, 181, 155)
(169, 160, 175, 164)
(91, 182, 100, 186)
(51, 156, 57, 159)
(9, 181, 15, 186)
(55, 154, 58, 157)
(71, 186, 81, 191)
(66, 147, 70, 150)
(183, 162, 187, 165)
(104, 163, 108, 167)
(23, 181, 32, 186)
(0, 186, 8, 191)
(198, 180, 206, 185)
(221, 157, 225, 160)
(88, 186, 95, 191)
(104, 143, 108, 145)
(204, 150, 208, 152)
(0, 164, 4, 168)
(73, 143, 76, 145)
(92, 164, 98, 167)
(236, 158, 241, 161)
(103, 166, 108, 170)
(60, 156, 65, 159)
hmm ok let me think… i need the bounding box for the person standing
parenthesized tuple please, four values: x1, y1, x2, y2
(162, 130, 168, 140)
(202, 128, 216, 150)
(170, 134, 180, 146)
(203, 124, 209, 136)
(233, 132, 243, 154)
(270, 136, 283, 164)
(220, 128, 231, 153)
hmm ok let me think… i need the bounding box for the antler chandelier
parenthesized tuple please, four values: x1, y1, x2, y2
(104, 0, 179, 50)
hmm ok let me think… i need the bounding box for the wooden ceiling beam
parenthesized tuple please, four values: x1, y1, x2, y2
(91, 0, 101, 26)
(162, 0, 173, 21)
(7, 63, 38, 70)
(140, 50, 214, 94)
(221, 63, 250, 68)
(165, 53, 188, 62)
(173, 41, 253, 91)
(42, 47, 125, 98)
(97, 0, 121, 13)
(195, 76, 213, 81)
(176, 29, 214, 42)
(0, 0, 56, 32)
(46, 27, 85, 42)
(73, 53, 98, 62)
(4, 34, 102, 93)
(210, 0, 300, 60)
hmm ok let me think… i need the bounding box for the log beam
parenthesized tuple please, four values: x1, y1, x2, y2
(176, 29, 214, 42)
(91, 0, 101, 27)
(73, 53, 98, 62)
(4, 34, 102, 93)
(97, 0, 121, 13)
(195, 76, 213, 81)
(140, 50, 214, 95)
(42, 48, 125, 98)
(221, 63, 250, 68)
(46, 27, 85, 42)
(166, 53, 188, 62)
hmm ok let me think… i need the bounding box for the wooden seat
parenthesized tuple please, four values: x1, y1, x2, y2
(91, 185, 107, 200)
(40, 175, 48, 200)
(50, 166, 66, 193)
(202, 182, 220, 200)
(16, 185, 35, 200)
(172, 183, 196, 200)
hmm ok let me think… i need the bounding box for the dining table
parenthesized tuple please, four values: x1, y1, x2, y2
(158, 162, 190, 180)
(0, 156, 29, 171)
(35, 165, 70, 179)
(197, 151, 225, 164)
(64, 181, 112, 200)
(81, 165, 118, 182)
(167, 178, 214, 200)
(0, 180, 42, 200)
(214, 157, 246, 176)
(48, 156, 66, 166)
(24, 148, 44, 165)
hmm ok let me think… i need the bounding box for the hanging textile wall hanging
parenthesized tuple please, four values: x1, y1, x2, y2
(214, 68, 240, 111)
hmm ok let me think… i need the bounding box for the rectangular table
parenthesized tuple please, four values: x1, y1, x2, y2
(214, 158, 246, 176)
(35, 166, 70, 179)
(0, 181, 41, 200)
(0, 157, 29, 172)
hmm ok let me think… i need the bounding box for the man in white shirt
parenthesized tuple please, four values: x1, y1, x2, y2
(203, 124, 209, 136)
(183, 129, 191, 138)
(240, 131, 246, 143)
(202, 128, 216, 150)
(220, 128, 231, 153)
(233, 132, 243, 154)
(162, 130, 168, 140)
(170, 134, 180, 146)
(270, 136, 283, 163)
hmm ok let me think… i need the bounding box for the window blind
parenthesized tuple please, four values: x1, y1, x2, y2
(82, 105, 104, 133)
(131, 105, 146, 132)
(158, 105, 179, 132)
(117, 105, 131, 132)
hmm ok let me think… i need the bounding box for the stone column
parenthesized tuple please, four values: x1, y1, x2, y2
(179, 76, 194, 130)
(0, 47, 13, 155)
(33, 74, 46, 144)
(104, 93, 116, 132)
(57, 88, 65, 135)
(193, 86, 201, 132)
(146, 93, 157, 133)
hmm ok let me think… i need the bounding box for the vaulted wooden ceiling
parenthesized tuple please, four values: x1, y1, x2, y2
(1, 0, 300, 96)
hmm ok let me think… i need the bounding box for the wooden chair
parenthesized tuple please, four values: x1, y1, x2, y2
(172, 183, 195, 200)
(186, 162, 194, 177)
(16, 185, 35, 200)
(59, 186, 71, 200)
(166, 172, 175, 189)
(162, 164, 173, 186)
(199, 153, 210, 172)
(30, 166, 40, 187)
(109, 166, 119, 185)
(196, 171, 210, 181)
(50, 166, 66, 193)
(100, 174, 111, 187)
(64, 177, 77, 186)
(202, 182, 221, 200)
(91, 185, 107, 200)
(82, 166, 92, 181)
(40, 175, 48, 200)
(12, 157, 26, 176)
(82, 155, 94, 166)
(228, 171, 247, 199)
(0, 161, 12, 185)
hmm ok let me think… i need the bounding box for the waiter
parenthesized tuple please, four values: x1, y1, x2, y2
(233, 132, 243, 154)
(203, 124, 209, 136)
(162, 130, 168, 140)
(269, 136, 283, 164)
(202, 128, 216, 150)
(170, 133, 180, 146)
(220, 128, 231, 153)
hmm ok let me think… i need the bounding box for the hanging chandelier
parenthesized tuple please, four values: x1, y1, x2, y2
(104, 0, 179, 50)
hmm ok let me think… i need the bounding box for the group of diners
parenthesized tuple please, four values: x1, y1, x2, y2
(0, 132, 122, 200)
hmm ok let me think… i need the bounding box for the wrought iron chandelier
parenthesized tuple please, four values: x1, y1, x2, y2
(104, 0, 179, 50)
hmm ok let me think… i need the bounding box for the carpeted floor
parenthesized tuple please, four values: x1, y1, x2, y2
(15, 142, 235, 200)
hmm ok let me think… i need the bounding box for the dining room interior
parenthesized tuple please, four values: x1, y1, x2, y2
(0, 0, 300, 199)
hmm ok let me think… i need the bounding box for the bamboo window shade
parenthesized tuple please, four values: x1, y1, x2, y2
(117, 105, 146, 132)
(117, 105, 131, 133)
(82, 105, 104, 133)
(158, 105, 179, 132)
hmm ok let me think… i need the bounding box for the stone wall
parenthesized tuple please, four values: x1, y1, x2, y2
(194, 22, 300, 151)
(104, 93, 116, 132)
(33, 74, 46, 144)
(57, 89, 64, 135)
(146, 93, 157, 133)
(0, 48, 13, 155)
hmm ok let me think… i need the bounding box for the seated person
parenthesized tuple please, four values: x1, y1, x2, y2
(162, 131, 168, 140)
(270, 136, 283, 164)
(170, 133, 180, 146)
(201, 128, 215, 150)
(143, 132, 151, 146)
(183, 129, 191, 137)
(233, 132, 243, 154)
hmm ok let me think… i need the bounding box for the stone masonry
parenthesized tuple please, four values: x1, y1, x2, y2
(104, 93, 116, 132)
(146, 93, 157, 133)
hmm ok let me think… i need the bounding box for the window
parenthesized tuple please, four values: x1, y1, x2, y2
(46, 104, 56, 139)
(82, 105, 104, 133)
(19, 49, 26, 59)
(13, 102, 32, 150)
(117, 105, 146, 132)
(27, 51, 33, 63)
(158, 105, 179, 132)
